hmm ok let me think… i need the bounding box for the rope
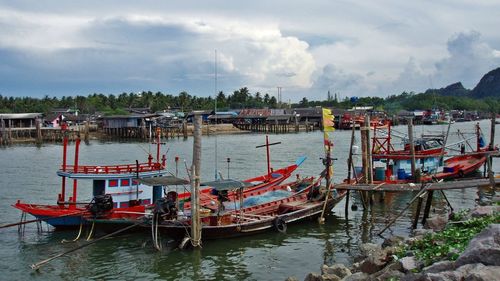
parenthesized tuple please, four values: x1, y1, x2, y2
(61, 221, 84, 243)
(86, 221, 95, 241)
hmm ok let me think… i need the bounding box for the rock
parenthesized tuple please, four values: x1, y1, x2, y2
(422, 260, 455, 273)
(382, 235, 405, 248)
(400, 273, 427, 281)
(321, 264, 351, 279)
(424, 214, 448, 231)
(341, 272, 369, 281)
(358, 252, 387, 274)
(464, 264, 500, 280)
(400, 256, 419, 273)
(359, 243, 382, 258)
(285, 277, 299, 281)
(423, 263, 497, 281)
(375, 269, 405, 281)
(320, 274, 341, 281)
(412, 228, 434, 237)
(470, 206, 500, 217)
(455, 224, 500, 266)
(304, 272, 322, 281)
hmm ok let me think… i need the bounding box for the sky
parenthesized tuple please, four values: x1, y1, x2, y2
(1, 1, 500, 102)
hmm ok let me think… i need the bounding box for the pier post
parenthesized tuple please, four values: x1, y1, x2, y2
(35, 118, 42, 144)
(182, 120, 188, 140)
(488, 113, 496, 189)
(412, 195, 424, 229)
(421, 190, 434, 225)
(408, 118, 418, 181)
(190, 114, 202, 247)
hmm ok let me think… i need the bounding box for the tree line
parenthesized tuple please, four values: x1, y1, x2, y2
(0, 88, 499, 116)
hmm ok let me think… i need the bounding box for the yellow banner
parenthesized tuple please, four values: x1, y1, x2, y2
(322, 108, 335, 132)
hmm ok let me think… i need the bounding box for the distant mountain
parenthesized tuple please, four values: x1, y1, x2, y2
(425, 82, 470, 97)
(471, 67, 500, 98)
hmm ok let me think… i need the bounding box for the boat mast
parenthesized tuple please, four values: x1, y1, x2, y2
(71, 137, 81, 207)
(60, 123, 68, 203)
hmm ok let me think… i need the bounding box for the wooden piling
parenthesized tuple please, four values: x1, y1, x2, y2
(421, 190, 434, 225)
(182, 120, 188, 140)
(408, 118, 418, 181)
(412, 196, 424, 229)
(191, 114, 202, 247)
(488, 113, 496, 189)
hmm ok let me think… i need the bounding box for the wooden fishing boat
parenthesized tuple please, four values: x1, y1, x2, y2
(89, 174, 345, 240)
(349, 122, 490, 184)
(148, 186, 345, 241)
(12, 128, 302, 229)
(13, 130, 174, 228)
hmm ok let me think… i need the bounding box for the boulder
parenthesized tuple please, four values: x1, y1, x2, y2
(321, 264, 351, 279)
(374, 270, 405, 281)
(359, 243, 382, 258)
(422, 260, 455, 273)
(424, 214, 448, 231)
(382, 235, 406, 248)
(424, 263, 497, 281)
(304, 272, 322, 281)
(412, 228, 434, 237)
(358, 251, 387, 274)
(464, 264, 500, 280)
(285, 277, 299, 281)
(470, 206, 500, 218)
(455, 224, 500, 266)
(341, 272, 369, 281)
(399, 256, 419, 273)
(320, 274, 340, 281)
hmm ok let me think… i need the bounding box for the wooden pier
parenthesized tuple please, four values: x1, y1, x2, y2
(335, 177, 499, 192)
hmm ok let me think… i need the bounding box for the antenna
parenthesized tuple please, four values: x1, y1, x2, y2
(214, 49, 218, 180)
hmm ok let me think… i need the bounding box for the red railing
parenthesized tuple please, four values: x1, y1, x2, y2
(61, 162, 163, 174)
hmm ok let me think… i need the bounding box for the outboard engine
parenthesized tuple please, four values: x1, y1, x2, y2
(88, 194, 114, 217)
(153, 192, 178, 220)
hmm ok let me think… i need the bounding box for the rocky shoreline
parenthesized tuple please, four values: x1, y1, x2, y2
(287, 204, 500, 281)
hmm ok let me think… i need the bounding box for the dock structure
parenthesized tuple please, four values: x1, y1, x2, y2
(335, 177, 499, 192)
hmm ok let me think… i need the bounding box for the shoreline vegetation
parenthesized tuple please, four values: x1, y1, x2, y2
(288, 199, 500, 281)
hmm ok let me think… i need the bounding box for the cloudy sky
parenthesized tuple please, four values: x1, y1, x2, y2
(1, 1, 500, 101)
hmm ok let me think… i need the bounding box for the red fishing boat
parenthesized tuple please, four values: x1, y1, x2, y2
(349, 122, 490, 184)
(12, 128, 302, 229)
(13, 127, 173, 228)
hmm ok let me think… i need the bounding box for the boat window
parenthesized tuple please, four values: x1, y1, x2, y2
(108, 179, 118, 187)
(120, 179, 130, 187)
(93, 180, 106, 196)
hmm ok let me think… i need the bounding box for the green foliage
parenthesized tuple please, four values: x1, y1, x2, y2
(397, 213, 500, 266)
(3, 88, 500, 114)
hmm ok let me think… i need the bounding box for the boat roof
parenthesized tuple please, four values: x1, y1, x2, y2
(138, 176, 190, 186)
(201, 179, 253, 191)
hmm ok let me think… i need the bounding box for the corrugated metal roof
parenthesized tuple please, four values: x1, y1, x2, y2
(0, 113, 42, 119)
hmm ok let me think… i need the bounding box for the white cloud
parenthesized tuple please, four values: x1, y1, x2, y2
(0, 1, 499, 100)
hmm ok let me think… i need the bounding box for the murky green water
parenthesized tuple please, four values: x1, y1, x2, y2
(0, 120, 496, 280)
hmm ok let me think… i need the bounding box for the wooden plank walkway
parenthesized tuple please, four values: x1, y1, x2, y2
(334, 178, 499, 192)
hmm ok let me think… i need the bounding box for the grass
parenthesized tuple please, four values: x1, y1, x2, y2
(396, 211, 499, 266)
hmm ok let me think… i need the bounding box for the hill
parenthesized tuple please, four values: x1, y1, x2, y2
(425, 82, 470, 97)
(471, 67, 500, 98)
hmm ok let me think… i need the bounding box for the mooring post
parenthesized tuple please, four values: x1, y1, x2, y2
(190, 114, 202, 247)
(347, 121, 356, 184)
(412, 196, 424, 229)
(35, 118, 42, 144)
(360, 118, 369, 208)
(421, 190, 434, 225)
(344, 190, 350, 218)
(182, 120, 188, 140)
(488, 112, 496, 189)
(408, 118, 417, 182)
